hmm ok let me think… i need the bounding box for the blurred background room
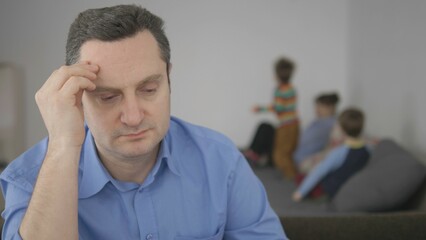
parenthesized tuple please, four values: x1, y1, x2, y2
(1, 0, 425, 217)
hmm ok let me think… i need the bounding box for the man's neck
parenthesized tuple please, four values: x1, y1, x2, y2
(97, 146, 159, 184)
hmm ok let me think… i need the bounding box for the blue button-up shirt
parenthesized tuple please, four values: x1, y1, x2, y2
(1, 117, 287, 239)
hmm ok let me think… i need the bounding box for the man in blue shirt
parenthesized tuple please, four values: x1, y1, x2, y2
(0, 5, 286, 240)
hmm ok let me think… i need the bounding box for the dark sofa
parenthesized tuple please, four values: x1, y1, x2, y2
(259, 138, 426, 239)
(280, 212, 426, 240)
(256, 139, 426, 216)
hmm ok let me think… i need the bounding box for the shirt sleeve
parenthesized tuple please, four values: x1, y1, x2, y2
(297, 145, 349, 197)
(1, 179, 30, 240)
(224, 153, 288, 239)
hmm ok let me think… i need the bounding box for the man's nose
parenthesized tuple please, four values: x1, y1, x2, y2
(120, 96, 144, 127)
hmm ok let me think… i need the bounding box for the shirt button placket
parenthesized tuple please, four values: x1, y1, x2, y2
(136, 188, 158, 240)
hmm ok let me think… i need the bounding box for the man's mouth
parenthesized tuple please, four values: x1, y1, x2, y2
(122, 129, 150, 139)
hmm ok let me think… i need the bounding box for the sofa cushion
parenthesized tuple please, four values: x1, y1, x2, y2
(332, 139, 426, 212)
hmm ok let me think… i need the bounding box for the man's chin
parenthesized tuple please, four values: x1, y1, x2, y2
(114, 142, 158, 159)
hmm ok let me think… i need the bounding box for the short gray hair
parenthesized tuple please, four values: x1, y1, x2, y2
(65, 4, 170, 66)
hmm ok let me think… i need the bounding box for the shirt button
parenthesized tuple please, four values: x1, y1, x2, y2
(146, 233, 153, 240)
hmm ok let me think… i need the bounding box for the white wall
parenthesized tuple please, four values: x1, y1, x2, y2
(146, 0, 349, 147)
(0, 0, 349, 152)
(348, 0, 426, 161)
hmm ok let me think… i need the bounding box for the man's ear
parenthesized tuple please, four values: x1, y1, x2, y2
(167, 62, 173, 79)
(167, 62, 172, 92)
(167, 62, 173, 73)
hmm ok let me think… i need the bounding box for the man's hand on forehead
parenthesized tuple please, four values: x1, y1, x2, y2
(35, 61, 100, 147)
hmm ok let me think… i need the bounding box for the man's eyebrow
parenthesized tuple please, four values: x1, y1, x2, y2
(136, 74, 163, 87)
(92, 74, 164, 93)
(90, 86, 120, 93)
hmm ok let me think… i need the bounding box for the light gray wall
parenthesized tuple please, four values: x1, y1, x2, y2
(348, 0, 426, 161)
(0, 64, 25, 163)
(0, 0, 349, 151)
(146, 0, 349, 147)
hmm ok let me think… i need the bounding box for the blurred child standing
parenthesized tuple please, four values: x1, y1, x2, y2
(252, 57, 299, 179)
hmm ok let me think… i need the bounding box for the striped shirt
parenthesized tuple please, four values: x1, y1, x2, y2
(260, 84, 298, 127)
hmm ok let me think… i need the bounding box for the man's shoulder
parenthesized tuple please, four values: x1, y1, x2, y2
(0, 138, 49, 192)
(168, 117, 242, 170)
(169, 116, 236, 150)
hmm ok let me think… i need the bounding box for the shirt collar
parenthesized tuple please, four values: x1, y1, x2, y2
(159, 131, 181, 177)
(345, 138, 365, 149)
(78, 127, 180, 199)
(78, 129, 109, 199)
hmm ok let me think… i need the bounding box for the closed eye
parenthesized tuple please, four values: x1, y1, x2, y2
(138, 85, 158, 96)
(100, 94, 119, 102)
(143, 88, 157, 93)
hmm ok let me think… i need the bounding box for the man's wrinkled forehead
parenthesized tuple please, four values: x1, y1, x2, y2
(78, 30, 164, 65)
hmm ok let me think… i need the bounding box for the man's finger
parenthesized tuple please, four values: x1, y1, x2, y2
(46, 63, 99, 91)
(60, 76, 97, 99)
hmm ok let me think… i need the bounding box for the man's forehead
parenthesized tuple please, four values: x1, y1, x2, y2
(80, 31, 166, 77)
(79, 31, 162, 64)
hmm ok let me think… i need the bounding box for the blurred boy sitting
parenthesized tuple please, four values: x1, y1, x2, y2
(292, 108, 370, 202)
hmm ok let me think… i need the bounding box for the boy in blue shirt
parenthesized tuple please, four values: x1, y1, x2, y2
(292, 108, 370, 201)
